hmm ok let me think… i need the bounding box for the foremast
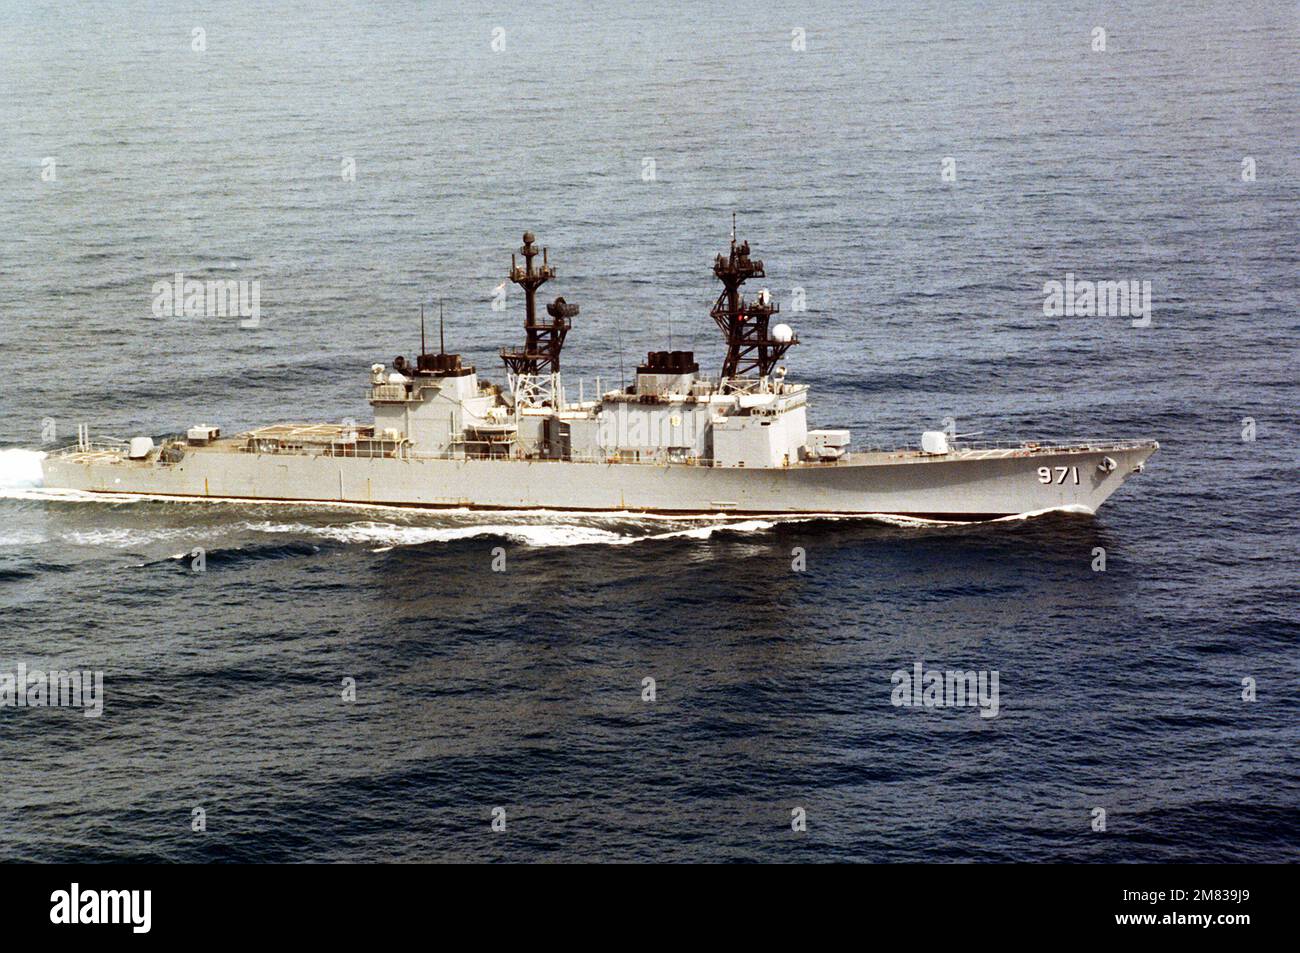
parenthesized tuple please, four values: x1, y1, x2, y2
(499, 231, 579, 410)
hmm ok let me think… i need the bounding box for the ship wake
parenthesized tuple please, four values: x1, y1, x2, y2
(240, 518, 787, 549)
(0, 449, 47, 493)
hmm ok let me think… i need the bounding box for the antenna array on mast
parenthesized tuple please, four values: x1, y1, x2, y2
(500, 231, 579, 375)
(709, 221, 797, 379)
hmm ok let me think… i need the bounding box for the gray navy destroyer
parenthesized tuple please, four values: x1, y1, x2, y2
(42, 231, 1157, 520)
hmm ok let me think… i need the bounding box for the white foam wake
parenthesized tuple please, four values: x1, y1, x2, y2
(0, 449, 46, 491)
(0, 529, 46, 547)
(241, 518, 784, 549)
(61, 527, 200, 548)
(990, 504, 1095, 521)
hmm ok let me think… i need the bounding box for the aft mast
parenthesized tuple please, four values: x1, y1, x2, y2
(710, 218, 797, 382)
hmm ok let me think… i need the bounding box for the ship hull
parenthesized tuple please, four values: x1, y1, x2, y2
(41, 441, 1157, 520)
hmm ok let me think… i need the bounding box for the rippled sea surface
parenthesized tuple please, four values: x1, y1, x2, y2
(1, 1, 1296, 862)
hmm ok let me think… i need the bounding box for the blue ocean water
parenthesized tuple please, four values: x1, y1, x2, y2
(0, 0, 1296, 861)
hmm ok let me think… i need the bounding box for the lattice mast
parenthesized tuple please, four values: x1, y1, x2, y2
(710, 222, 796, 379)
(500, 231, 578, 375)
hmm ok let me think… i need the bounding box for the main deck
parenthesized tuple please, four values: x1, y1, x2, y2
(48, 423, 1155, 471)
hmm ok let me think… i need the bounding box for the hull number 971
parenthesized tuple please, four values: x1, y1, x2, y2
(1038, 465, 1080, 485)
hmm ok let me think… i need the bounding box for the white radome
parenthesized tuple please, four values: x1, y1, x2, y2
(771, 323, 794, 343)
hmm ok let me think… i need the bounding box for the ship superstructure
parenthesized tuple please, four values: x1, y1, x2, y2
(269, 230, 826, 471)
(41, 231, 1157, 519)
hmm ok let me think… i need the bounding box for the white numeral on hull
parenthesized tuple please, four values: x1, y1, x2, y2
(1037, 465, 1080, 485)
